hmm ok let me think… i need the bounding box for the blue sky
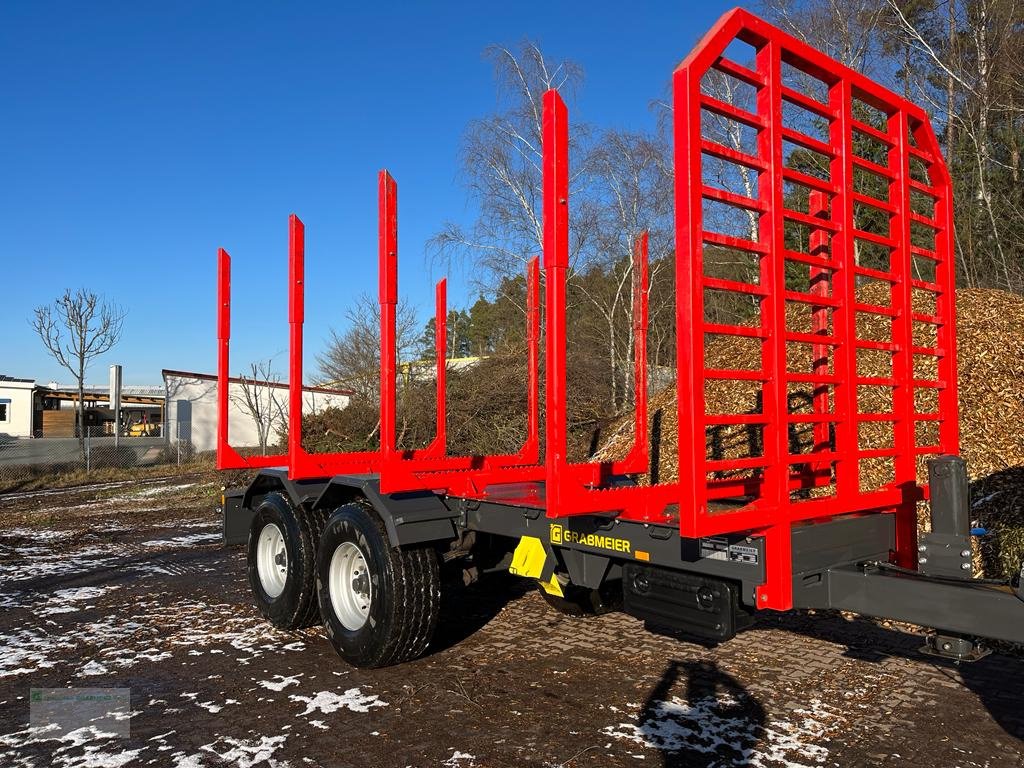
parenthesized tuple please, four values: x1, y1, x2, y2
(1, 1, 733, 385)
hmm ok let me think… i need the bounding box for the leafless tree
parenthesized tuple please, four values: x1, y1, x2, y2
(431, 40, 678, 411)
(233, 359, 287, 456)
(884, 0, 1024, 290)
(316, 293, 419, 402)
(759, 0, 889, 74)
(429, 40, 597, 287)
(31, 289, 126, 451)
(584, 129, 673, 408)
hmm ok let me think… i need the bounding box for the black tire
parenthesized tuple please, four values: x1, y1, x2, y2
(538, 580, 622, 617)
(316, 502, 440, 668)
(246, 492, 321, 630)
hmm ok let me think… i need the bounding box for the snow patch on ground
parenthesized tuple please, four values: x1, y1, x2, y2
(0, 542, 128, 582)
(133, 483, 197, 498)
(181, 692, 227, 714)
(142, 532, 219, 548)
(39, 586, 120, 616)
(0, 722, 145, 768)
(80, 660, 110, 676)
(0, 595, 304, 679)
(290, 688, 388, 715)
(199, 735, 288, 768)
(442, 751, 478, 767)
(1, 527, 74, 542)
(603, 694, 837, 768)
(258, 673, 303, 692)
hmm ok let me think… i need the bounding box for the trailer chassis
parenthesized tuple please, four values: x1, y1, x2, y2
(223, 454, 1024, 658)
(214, 8, 1024, 666)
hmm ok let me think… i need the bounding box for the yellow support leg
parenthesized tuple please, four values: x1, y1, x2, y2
(508, 536, 564, 597)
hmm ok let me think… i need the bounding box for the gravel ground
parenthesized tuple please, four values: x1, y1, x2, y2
(0, 476, 1022, 767)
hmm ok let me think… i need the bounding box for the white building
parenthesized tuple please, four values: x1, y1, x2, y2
(0, 376, 37, 438)
(162, 369, 351, 454)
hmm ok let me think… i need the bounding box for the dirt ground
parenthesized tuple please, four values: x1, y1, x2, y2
(1, 475, 1022, 768)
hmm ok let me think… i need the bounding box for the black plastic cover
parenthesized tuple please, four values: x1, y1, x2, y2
(622, 564, 753, 642)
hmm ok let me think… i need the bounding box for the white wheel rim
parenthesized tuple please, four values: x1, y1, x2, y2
(329, 542, 372, 630)
(256, 523, 288, 599)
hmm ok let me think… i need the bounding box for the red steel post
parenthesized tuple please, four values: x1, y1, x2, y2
(429, 278, 448, 456)
(754, 37, 792, 610)
(673, 53, 708, 538)
(543, 89, 570, 513)
(379, 171, 398, 465)
(891, 109, 920, 569)
(216, 248, 232, 469)
(288, 214, 306, 463)
(523, 256, 541, 463)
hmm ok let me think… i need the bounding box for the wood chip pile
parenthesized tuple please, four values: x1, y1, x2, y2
(595, 287, 1024, 579)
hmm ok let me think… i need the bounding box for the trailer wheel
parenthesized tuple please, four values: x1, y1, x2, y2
(538, 580, 621, 617)
(247, 492, 321, 630)
(316, 503, 440, 668)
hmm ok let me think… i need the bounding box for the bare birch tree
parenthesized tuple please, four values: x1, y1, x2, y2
(429, 40, 597, 287)
(233, 360, 287, 456)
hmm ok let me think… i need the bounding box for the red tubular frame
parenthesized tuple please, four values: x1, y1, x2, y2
(216, 247, 291, 470)
(216, 7, 959, 613)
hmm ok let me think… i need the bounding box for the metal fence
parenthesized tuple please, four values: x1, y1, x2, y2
(0, 420, 202, 484)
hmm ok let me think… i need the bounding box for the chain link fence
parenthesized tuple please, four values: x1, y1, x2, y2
(0, 419, 202, 486)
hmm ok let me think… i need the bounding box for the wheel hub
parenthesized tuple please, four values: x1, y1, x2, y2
(256, 523, 288, 599)
(329, 542, 373, 630)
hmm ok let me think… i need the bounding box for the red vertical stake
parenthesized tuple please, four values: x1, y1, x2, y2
(673, 65, 707, 539)
(542, 90, 569, 514)
(433, 278, 447, 456)
(524, 256, 541, 463)
(378, 171, 398, 466)
(754, 38, 792, 611)
(216, 248, 231, 469)
(288, 215, 306, 467)
(891, 110, 920, 569)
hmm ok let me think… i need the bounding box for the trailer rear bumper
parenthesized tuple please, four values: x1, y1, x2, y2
(796, 563, 1024, 646)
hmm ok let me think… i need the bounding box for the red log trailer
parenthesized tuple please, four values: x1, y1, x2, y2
(218, 8, 1024, 667)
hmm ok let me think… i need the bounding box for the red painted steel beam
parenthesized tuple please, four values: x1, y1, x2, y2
(379, 171, 398, 466)
(288, 214, 306, 463)
(543, 89, 570, 514)
(424, 278, 448, 457)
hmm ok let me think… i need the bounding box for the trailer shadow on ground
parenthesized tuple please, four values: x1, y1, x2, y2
(428, 573, 532, 656)
(767, 609, 1024, 742)
(636, 660, 766, 767)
